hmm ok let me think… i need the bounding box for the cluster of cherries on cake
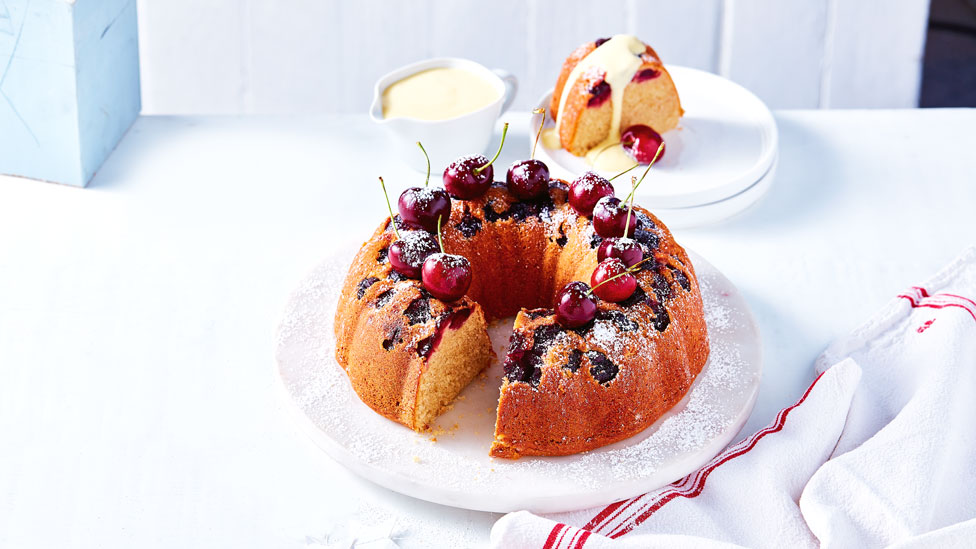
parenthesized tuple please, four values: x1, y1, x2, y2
(381, 118, 557, 302)
(556, 141, 665, 329)
(381, 109, 666, 324)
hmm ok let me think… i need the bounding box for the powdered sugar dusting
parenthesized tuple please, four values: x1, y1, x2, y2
(276, 248, 761, 512)
(428, 252, 469, 270)
(589, 319, 619, 351)
(411, 187, 438, 209)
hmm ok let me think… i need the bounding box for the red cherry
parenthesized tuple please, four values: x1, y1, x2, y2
(590, 258, 637, 302)
(421, 253, 472, 301)
(592, 196, 631, 238)
(597, 237, 643, 267)
(389, 231, 439, 279)
(443, 155, 493, 199)
(397, 187, 451, 232)
(587, 80, 611, 107)
(555, 281, 597, 328)
(506, 159, 550, 200)
(442, 123, 509, 199)
(569, 172, 615, 216)
(621, 125, 666, 164)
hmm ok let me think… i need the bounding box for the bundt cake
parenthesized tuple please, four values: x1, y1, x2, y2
(549, 35, 683, 160)
(334, 178, 709, 458)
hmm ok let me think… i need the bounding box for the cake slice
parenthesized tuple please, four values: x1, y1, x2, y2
(334, 228, 494, 431)
(550, 35, 683, 157)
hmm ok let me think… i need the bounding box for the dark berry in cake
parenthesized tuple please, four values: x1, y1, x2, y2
(597, 237, 643, 267)
(548, 179, 568, 192)
(506, 159, 550, 200)
(416, 335, 434, 358)
(483, 202, 507, 222)
(385, 214, 412, 235)
(597, 309, 639, 332)
(373, 289, 394, 308)
(404, 296, 431, 325)
(568, 171, 615, 216)
(503, 354, 528, 384)
(651, 270, 673, 303)
(356, 277, 379, 299)
(382, 325, 402, 351)
(587, 80, 611, 107)
(634, 210, 656, 230)
(397, 186, 451, 232)
(591, 258, 636, 302)
(621, 125, 665, 164)
(508, 331, 528, 353)
(632, 68, 660, 82)
(669, 265, 692, 291)
(524, 308, 554, 319)
(504, 323, 567, 387)
(389, 231, 439, 279)
(503, 333, 531, 383)
(555, 281, 597, 328)
(632, 228, 659, 250)
(565, 349, 583, 372)
(455, 210, 482, 238)
(586, 351, 618, 384)
(592, 196, 630, 238)
(509, 201, 537, 221)
(531, 324, 563, 351)
(376, 247, 388, 263)
(421, 253, 472, 301)
(594, 37, 610, 47)
(651, 301, 671, 332)
(589, 233, 604, 249)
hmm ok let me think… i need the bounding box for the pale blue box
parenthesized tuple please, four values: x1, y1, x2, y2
(0, 0, 140, 187)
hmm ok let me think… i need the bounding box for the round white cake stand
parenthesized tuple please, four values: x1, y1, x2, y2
(275, 249, 762, 514)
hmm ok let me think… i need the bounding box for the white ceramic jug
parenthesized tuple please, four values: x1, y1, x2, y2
(370, 58, 517, 174)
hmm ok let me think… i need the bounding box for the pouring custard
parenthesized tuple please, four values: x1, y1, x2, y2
(382, 68, 501, 121)
(545, 35, 683, 171)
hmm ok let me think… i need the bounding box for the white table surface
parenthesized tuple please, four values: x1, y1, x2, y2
(1, 109, 974, 548)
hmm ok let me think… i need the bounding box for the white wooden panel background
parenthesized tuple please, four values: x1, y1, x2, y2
(136, 0, 930, 115)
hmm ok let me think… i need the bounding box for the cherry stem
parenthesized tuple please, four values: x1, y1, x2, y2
(623, 141, 665, 203)
(417, 141, 430, 187)
(531, 108, 546, 160)
(624, 176, 636, 238)
(475, 122, 509, 175)
(587, 257, 655, 295)
(436, 215, 444, 253)
(608, 163, 639, 181)
(619, 141, 665, 237)
(378, 177, 400, 240)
